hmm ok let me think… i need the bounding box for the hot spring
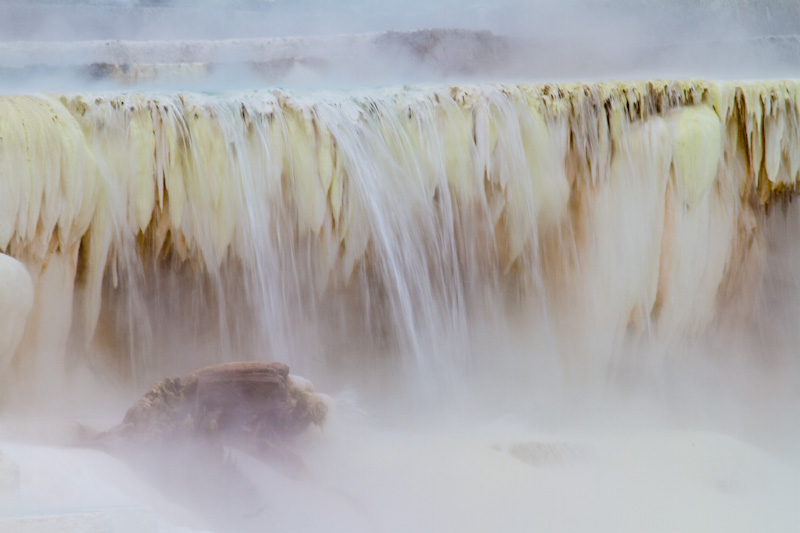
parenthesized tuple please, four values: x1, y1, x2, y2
(1, 1, 799, 532)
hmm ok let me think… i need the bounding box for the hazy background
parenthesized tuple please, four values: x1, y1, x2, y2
(1, 0, 800, 89)
(2, 0, 800, 42)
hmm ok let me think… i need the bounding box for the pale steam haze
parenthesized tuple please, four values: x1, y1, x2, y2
(2, 0, 800, 91)
(1, 1, 799, 533)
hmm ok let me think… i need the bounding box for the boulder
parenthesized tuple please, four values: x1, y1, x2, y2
(95, 361, 329, 466)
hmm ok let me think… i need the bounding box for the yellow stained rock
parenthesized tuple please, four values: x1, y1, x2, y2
(672, 105, 723, 207)
(440, 96, 477, 204)
(284, 104, 326, 237)
(127, 102, 157, 234)
(520, 100, 569, 230)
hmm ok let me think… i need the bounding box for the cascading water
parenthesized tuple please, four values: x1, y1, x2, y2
(1, 1, 800, 532)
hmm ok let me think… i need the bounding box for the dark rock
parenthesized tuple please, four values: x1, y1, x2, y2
(96, 361, 329, 457)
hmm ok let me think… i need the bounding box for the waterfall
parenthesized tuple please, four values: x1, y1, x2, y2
(1, 80, 797, 405)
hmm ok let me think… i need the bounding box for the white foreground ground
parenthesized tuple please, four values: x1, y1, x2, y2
(1, 412, 798, 533)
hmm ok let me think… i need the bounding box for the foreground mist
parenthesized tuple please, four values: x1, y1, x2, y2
(1, 1, 800, 532)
